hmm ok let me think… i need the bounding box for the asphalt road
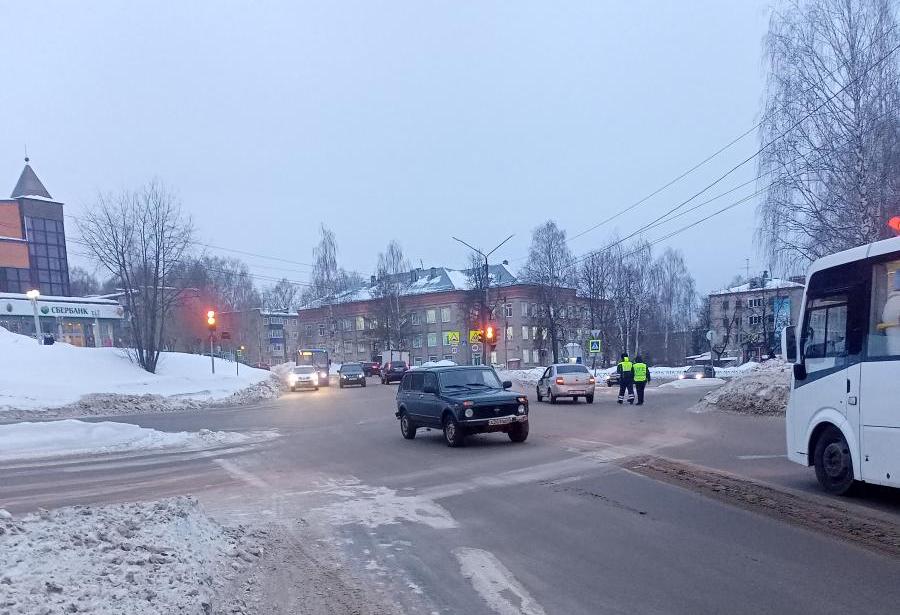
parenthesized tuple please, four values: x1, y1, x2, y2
(3, 377, 900, 614)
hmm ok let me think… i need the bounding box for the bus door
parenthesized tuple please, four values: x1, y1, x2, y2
(859, 256, 900, 487)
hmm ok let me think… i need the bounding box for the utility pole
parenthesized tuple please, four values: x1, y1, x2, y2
(26, 289, 42, 345)
(452, 233, 514, 366)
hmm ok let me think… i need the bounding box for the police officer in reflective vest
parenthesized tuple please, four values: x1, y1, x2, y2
(617, 353, 635, 404)
(633, 355, 650, 405)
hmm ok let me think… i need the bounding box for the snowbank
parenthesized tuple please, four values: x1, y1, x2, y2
(694, 360, 792, 415)
(659, 377, 726, 389)
(0, 326, 274, 416)
(0, 497, 262, 614)
(0, 419, 271, 461)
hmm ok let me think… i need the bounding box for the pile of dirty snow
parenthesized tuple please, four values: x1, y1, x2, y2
(694, 360, 792, 415)
(0, 419, 270, 462)
(0, 497, 263, 614)
(0, 325, 276, 418)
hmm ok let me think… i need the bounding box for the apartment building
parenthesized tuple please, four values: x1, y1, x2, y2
(217, 308, 300, 366)
(297, 264, 590, 368)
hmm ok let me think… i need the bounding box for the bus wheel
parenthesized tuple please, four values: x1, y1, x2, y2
(814, 427, 855, 495)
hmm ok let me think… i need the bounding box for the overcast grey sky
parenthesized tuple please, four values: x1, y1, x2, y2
(1, 1, 772, 293)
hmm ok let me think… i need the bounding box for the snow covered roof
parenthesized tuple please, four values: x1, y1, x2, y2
(709, 278, 803, 296)
(10, 161, 53, 200)
(0, 292, 120, 305)
(302, 263, 519, 309)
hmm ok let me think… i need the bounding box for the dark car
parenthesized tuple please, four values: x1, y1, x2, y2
(603, 371, 620, 387)
(361, 361, 382, 377)
(395, 366, 529, 447)
(381, 360, 409, 384)
(679, 365, 716, 380)
(252, 362, 271, 371)
(338, 363, 367, 388)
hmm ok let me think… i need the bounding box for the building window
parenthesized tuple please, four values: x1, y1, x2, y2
(341, 319, 352, 331)
(411, 312, 419, 325)
(413, 335, 423, 349)
(355, 316, 365, 331)
(318, 324, 325, 336)
(414, 357, 424, 366)
(522, 349, 529, 363)
(748, 298, 763, 308)
(358, 342, 366, 353)
(531, 303, 538, 317)
(722, 300, 730, 310)
(427, 332, 437, 347)
(532, 349, 539, 364)
(443, 354, 453, 361)
(521, 302, 529, 316)
(428, 355, 438, 362)
(749, 315, 762, 326)
(343, 340, 353, 353)
(440, 307, 451, 323)
(506, 325, 514, 340)
(426, 309, 436, 324)
(305, 325, 313, 337)
(504, 304, 513, 318)
(722, 317, 729, 327)
(521, 326, 529, 340)
(531, 326, 538, 340)
(490, 351, 498, 365)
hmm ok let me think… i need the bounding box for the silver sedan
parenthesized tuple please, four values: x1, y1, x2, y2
(536, 364, 596, 404)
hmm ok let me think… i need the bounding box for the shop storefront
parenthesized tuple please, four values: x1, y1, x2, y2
(0, 293, 125, 347)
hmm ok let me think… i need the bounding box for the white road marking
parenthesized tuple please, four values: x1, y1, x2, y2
(454, 547, 547, 615)
(736, 454, 787, 460)
(213, 458, 272, 490)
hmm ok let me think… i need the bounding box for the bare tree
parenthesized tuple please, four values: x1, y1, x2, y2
(757, 0, 900, 265)
(579, 251, 616, 364)
(172, 255, 261, 311)
(262, 277, 300, 312)
(522, 220, 574, 363)
(372, 240, 410, 351)
(68, 266, 100, 296)
(78, 180, 193, 373)
(654, 248, 697, 362)
(312, 224, 340, 299)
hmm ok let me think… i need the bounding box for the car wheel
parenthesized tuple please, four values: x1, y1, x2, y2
(814, 427, 856, 495)
(443, 415, 465, 447)
(586, 395, 594, 404)
(362, 381, 367, 387)
(536, 386, 543, 402)
(549, 389, 557, 404)
(508, 421, 529, 443)
(400, 412, 416, 440)
(290, 386, 295, 392)
(314, 386, 319, 391)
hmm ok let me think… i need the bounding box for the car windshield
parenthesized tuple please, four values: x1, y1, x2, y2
(557, 365, 589, 374)
(341, 365, 363, 373)
(390, 361, 406, 368)
(438, 368, 502, 390)
(294, 366, 316, 374)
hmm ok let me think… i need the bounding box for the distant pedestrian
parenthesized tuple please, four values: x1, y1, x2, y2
(617, 353, 635, 405)
(633, 355, 650, 405)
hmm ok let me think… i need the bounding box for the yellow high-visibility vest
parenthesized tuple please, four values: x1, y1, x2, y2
(618, 359, 633, 372)
(633, 362, 648, 382)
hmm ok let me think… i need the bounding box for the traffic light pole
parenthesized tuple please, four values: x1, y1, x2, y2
(451, 234, 514, 367)
(210, 334, 215, 374)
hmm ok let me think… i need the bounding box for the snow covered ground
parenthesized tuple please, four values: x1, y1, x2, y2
(0, 497, 263, 615)
(659, 377, 726, 389)
(694, 360, 792, 415)
(0, 326, 277, 417)
(0, 419, 275, 462)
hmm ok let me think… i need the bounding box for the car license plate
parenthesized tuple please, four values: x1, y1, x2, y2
(488, 416, 513, 426)
(569, 390, 584, 395)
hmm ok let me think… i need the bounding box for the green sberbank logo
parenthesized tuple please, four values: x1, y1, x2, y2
(40, 305, 50, 315)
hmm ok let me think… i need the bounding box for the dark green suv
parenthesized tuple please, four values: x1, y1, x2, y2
(395, 365, 529, 447)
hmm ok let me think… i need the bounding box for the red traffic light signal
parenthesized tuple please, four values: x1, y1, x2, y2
(890, 216, 900, 235)
(485, 323, 498, 349)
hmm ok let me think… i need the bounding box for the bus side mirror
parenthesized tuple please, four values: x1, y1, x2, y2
(781, 325, 797, 363)
(793, 363, 807, 381)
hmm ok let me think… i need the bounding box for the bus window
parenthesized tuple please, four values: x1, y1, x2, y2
(868, 259, 900, 358)
(802, 295, 848, 374)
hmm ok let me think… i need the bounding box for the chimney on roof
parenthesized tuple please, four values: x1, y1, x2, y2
(430, 267, 437, 279)
(502, 260, 509, 265)
(370, 275, 376, 285)
(410, 269, 418, 283)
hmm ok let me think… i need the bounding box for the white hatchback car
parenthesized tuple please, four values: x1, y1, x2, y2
(536, 364, 595, 404)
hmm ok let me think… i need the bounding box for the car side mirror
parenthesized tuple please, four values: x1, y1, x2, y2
(781, 325, 797, 363)
(502, 380, 513, 389)
(423, 384, 437, 395)
(793, 362, 807, 381)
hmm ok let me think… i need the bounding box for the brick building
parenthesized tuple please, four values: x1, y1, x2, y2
(0, 159, 70, 296)
(217, 308, 300, 367)
(297, 265, 591, 368)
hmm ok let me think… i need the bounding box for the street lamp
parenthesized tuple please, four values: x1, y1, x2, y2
(26, 289, 42, 345)
(451, 234, 514, 365)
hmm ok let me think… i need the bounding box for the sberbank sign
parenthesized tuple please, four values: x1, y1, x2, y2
(41, 305, 92, 316)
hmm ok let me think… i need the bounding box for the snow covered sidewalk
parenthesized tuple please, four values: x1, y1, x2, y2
(0, 326, 282, 420)
(0, 497, 264, 614)
(0, 419, 275, 462)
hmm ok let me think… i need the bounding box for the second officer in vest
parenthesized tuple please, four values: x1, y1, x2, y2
(633, 355, 650, 405)
(616, 353, 635, 404)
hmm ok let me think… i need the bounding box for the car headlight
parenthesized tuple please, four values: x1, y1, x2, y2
(320, 371, 328, 378)
(678, 374, 684, 379)
(288, 375, 297, 384)
(517, 404, 525, 414)
(464, 408, 474, 418)
(695, 374, 702, 379)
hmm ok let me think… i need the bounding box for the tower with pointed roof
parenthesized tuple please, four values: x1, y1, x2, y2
(0, 158, 70, 295)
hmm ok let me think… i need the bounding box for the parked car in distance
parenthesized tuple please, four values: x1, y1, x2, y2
(382, 360, 409, 384)
(361, 361, 382, 377)
(288, 365, 319, 391)
(395, 366, 529, 447)
(339, 363, 367, 388)
(603, 371, 620, 387)
(252, 362, 271, 371)
(679, 365, 716, 379)
(536, 364, 596, 404)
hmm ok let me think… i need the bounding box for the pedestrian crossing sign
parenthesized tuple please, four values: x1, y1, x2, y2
(588, 339, 601, 354)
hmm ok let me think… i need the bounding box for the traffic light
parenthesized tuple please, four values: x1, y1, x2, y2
(485, 323, 498, 350)
(206, 310, 217, 332)
(890, 215, 900, 235)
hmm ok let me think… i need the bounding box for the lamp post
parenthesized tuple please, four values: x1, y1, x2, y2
(26, 289, 42, 345)
(451, 234, 514, 366)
